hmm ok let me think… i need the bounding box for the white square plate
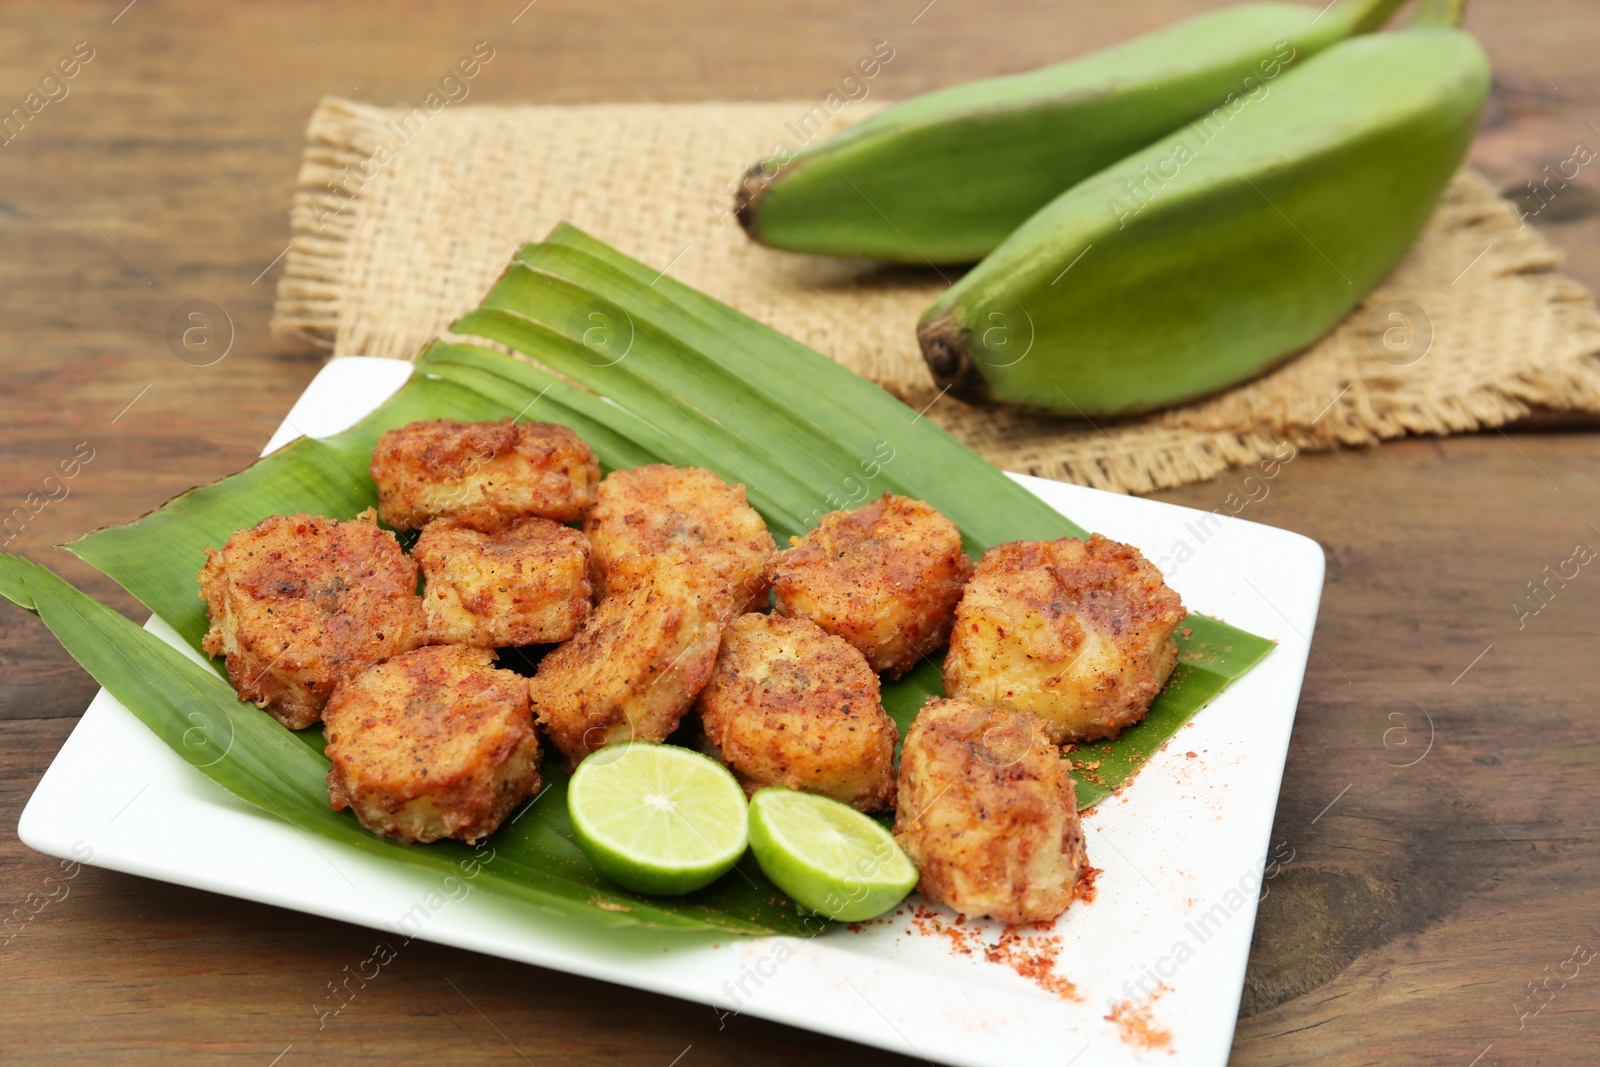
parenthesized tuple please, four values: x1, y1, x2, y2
(19, 357, 1324, 1066)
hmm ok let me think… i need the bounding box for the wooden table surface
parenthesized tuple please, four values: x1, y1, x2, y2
(3, 2, 1597, 1063)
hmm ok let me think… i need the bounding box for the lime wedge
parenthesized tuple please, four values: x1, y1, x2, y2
(747, 788, 919, 922)
(567, 743, 749, 896)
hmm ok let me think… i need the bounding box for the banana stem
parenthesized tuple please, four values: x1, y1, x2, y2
(1410, 0, 1468, 27)
(1325, 0, 1411, 34)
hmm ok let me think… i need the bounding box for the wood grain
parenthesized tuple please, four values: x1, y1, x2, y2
(2, 1, 1598, 1063)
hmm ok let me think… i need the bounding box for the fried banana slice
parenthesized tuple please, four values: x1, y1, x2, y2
(893, 697, 1087, 923)
(199, 510, 427, 730)
(769, 493, 972, 678)
(583, 464, 775, 613)
(528, 557, 735, 768)
(696, 613, 897, 812)
(943, 533, 1185, 743)
(370, 418, 600, 532)
(324, 645, 541, 844)
(414, 516, 592, 647)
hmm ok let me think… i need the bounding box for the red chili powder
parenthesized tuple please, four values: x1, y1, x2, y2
(983, 926, 1079, 1000)
(907, 906, 1081, 999)
(1105, 985, 1173, 1051)
(1073, 865, 1101, 905)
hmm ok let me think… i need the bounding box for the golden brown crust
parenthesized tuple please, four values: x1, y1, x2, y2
(769, 493, 973, 678)
(323, 645, 541, 844)
(696, 613, 897, 812)
(942, 534, 1186, 744)
(892, 697, 1087, 923)
(582, 464, 775, 613)
(198, 510, 427, 730)
(528, 558, 735, 768)
(369, 418, 600, 532)
(414, 516, 592, 647)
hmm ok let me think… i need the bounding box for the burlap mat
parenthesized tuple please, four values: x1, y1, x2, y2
(272, 97, 1600, 493)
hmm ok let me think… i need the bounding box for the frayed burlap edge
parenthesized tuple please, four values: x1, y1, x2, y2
(273, 100, 395, 349)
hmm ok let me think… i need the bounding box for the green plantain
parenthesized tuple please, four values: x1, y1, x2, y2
(917, 18, 1490, 416)
(736, 0, 1406, 265)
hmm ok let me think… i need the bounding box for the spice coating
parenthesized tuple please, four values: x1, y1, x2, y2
(415, 515, 592, 647)
(893, 696, 1088, 923)
(770, 493, 973, 678)
(370, 418, 599, 531)
(583, 464, 775, 613)
(529, 556, 735, 768)
(198, 509, 427, 730)
(944, 534, 1185, 743)
(324, 644, 540, 844)
(697, 612, 897, 812)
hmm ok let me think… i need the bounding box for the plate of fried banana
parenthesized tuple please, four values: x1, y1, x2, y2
(20, 356, 1325, 1067)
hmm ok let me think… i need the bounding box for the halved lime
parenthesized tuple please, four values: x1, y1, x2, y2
(567, 743, 749, 895)
(747, 788, 919, 922)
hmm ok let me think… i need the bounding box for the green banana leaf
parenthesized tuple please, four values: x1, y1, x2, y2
(6, 226, 1275, 933)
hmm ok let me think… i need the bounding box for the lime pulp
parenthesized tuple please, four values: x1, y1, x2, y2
(567, 743, 749, 896)
(747, 787, 918, 922)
